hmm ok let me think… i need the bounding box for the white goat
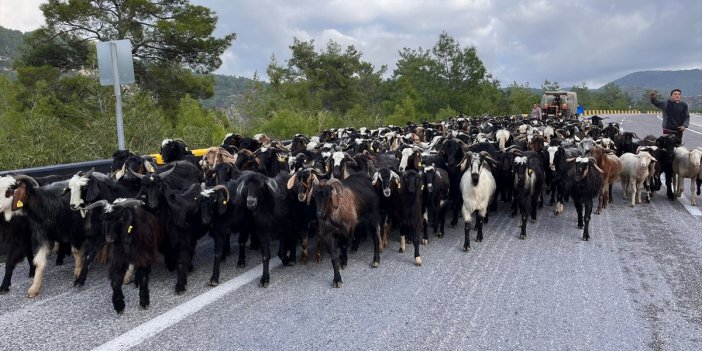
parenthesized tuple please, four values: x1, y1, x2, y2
(459, 151, 497, 251)
(672, 146, 702, 205)
(619, 151, 657, 207)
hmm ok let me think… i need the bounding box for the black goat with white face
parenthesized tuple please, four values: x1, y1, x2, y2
(67, 169, 141, 287)
(371, 167, 401, 251)
(0, 176, 34, 295)
(512, 152, 545, 239)
(9, 175, 84, 298)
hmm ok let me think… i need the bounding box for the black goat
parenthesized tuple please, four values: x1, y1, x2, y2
(86, 199, 163, 313)
(10, 175, 85, 297)
(0, 176, 35, 294)
(654, 134, 682, 200)
(421, 164, 450, 241)
(512, 151, 545, 239)
(569, 157, 604, 241)
(398, 170, 424, 266)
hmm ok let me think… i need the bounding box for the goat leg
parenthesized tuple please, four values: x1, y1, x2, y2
(339, 236, 349, 269)
(476, 213, 484, 242)
(259, 239, 271, 288)
(137, 266, 151, 309)
(27, 245, 49, 298)
(413, 227, 422, 266)
(582, 199, 593, 241)
(210, 230, 225, 286)
(110, 263, 128, 314)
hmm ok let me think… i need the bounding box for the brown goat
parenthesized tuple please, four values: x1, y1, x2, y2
(312, 174, 381, 288)
(200, 147, 237, 173)
(591, 146, 622, 214)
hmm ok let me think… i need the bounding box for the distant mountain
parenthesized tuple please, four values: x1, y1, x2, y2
(201, 74, 262, 109)
(603, 69, 702, 97)
(0, 26, 25, 70)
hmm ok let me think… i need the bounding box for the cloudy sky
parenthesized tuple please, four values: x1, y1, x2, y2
(1, 0, 700, 88)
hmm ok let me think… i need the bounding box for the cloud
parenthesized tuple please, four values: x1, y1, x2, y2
(3, 0, 700, 89)
(0, 0, 44, 32)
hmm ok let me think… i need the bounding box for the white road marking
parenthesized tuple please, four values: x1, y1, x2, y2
(654, 114, 702, 135)
(677, 195, 702, 217)
(92, 261, 281, 351)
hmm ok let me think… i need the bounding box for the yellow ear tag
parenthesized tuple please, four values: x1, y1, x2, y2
(421, 184, 425, 190)
(16, 200, 23, 208)
(397, 183, 401, 189)
(222, 200, 227, 205)
(528, 169, 533, 175)
(127, 225, 133, 234)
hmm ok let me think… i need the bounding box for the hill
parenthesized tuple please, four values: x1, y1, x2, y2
(604, 69, 702, 97)
(0, 26, 25, 71)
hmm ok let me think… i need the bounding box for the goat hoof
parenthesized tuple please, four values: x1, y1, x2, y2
(421, 239, 428, 245)
(372, 261, 379, 268)
(175, 285, 186, 295)
(208, 279, 219, 287)
(341, 264, 347, 270)
(27, 287, 40, 298)
(463, 245, 470, 251)
(0, 286, 9, 294)
(236, 262, 246, 268)
(114, 301, 126, 314)
(333, 281, 343, 288)
(74, 280, 84, 288)
(437, 233, 444, 238)
(415, 257, 422, 266)
(140, 303, 150, 310)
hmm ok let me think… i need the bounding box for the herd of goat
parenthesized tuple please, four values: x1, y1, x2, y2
(1, 115, 701, 313)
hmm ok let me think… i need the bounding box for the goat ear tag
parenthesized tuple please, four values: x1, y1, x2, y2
(528, 169, 533, 175)
(16, 200, 23, 208)
(222, 200, 227, 205)
(127, 225, 133, 234)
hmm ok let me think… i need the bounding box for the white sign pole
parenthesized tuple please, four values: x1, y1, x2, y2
(110, 42, 126, 150)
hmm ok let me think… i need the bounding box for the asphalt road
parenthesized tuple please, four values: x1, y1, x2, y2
(1, 113, 701, 351)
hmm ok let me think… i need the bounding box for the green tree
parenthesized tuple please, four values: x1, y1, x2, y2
(542, 80, 560, 91)
(503, 81, 540, 115)
(389, 32, 492, 117)
(17, 0, 235, 112)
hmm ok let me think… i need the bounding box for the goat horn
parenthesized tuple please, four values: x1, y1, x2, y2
(589, 159, 605, 174)
(83, 200, 109, 211)
(83, 168, 95, 178)
(12, 174, 39, 187)
(127, 167, 145, 180)
(327, 179, 344, 194)
(113, 199, 145, 208)
(211, 185, 230, 202)
(566, 157, 577, 163)
(158, 163, 177, 178)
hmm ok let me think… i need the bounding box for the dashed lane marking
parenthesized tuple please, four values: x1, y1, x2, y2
(677, 195, 702, 217)
(92, 261, 282, 351)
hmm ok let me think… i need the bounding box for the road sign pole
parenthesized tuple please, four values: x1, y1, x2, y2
(110, 42, 126, 150)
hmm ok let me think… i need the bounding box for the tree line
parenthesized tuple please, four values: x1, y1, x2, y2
(0, 1, 657, 171)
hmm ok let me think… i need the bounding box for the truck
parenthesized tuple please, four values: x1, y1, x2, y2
(541, 90, 578, 119)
